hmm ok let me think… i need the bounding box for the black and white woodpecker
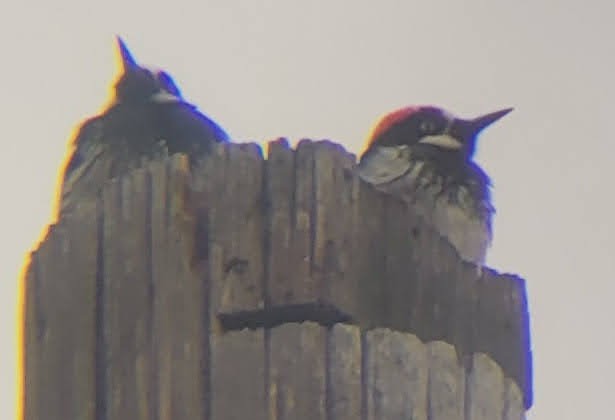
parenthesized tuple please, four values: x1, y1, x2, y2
(58, 36, 229, 217)
(356, 106, 513, 266)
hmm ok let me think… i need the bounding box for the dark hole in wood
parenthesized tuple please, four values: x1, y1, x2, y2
(217, 303, 355, 331)
(224, 257, 249, 275)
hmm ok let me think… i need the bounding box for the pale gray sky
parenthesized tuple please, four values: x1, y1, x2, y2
(1, 1, 613, 419)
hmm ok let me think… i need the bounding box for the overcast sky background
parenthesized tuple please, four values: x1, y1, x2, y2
(1, 1, 613, 419)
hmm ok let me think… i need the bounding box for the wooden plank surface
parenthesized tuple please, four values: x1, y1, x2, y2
(263, 140, 355, 326)
(427, 341, 464, 420)
(364, 329, 428, 420)
(25, 216, 97, 420)
(189, 142, 267, 330)
(31, 227, 65, 420)
(465, 353, 504, 420)
(214, 144, 265, 320)
(426, 236, 457, 343)
(264, 139, 295, 306)
(383, 196, 416, 332)
(149, 154, 168, 420)
(199, 142, 531, 407)
(327, 324, 361, 420)
(503, 378, 525, 420)
(408, 218, 434, 341)
(325, 149, 361, 318)
(211, 329, 266, 420)
(352, 182, 388, 329)
(288, 140, 317, 302)
(312, 142, 356, 311)
(148, 151, 167, 420)
(507, 274, 533, 408)
(452, 260, 481, 361)
(24, 141, 532, 416)
(475, 269, 533, 408)
(61, 203, 99, 420)
(151, 155, 208, 420)
(102, 168, 153, 420)
(475, 269, 512, 358)
(268, 322, 326, 420)
(188, 142, 225, 336)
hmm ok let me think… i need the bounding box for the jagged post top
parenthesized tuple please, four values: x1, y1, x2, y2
(37, 139, 533, 410)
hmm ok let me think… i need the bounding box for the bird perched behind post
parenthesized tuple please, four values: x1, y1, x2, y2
(58, 36, 229, 218)
(356, 105, 512, 266)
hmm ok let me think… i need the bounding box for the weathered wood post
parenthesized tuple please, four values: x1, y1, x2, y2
(23, 139, 532, 420)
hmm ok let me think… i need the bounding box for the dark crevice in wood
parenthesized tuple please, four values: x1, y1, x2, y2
(309, 142, 317, 278)
(261, 151, 271, 310)
(144, 169, 157, 420)
(463, 354, 473, 420)
(501, 379, 511, 420)
(426, 359, 433, 420)
(324, 327, 333, 420)
(262, 150, 273, 420)
(223, 257, 249, 275)
(217, 303, 354, 332)
(360, 330, 368, 420)
(201, 240, 212, 420)
(94, 197, 106, 420)
(264, 328, 272, 420)
(289, 140, 298, 244)
(192, 208, 210, 268)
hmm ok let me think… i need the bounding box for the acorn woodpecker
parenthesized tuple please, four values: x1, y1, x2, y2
(58, 36, 229, 217)
(356, 106, 512, 266)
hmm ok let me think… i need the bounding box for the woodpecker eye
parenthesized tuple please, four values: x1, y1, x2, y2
(419, 120, 437, 134)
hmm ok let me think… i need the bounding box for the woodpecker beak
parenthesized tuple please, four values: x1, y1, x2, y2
(116, 36, 138, 72)
(469, 108, 514, 134)
(450, 108, 513, 140)
(448, 108, 513, 156)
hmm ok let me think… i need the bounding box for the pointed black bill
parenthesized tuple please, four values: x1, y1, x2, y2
(469, 108, 514, 134)
(448, 107, 513, 157)
(116, 36, 138, 72)
(450, 107, 513, 141)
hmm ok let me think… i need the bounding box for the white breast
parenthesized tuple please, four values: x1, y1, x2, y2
(430, 194, 491, 265)
(357, 152, 492, 265)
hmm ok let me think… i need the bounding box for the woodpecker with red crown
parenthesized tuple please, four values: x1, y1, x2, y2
(357, 106, 512, 266)
(58, 36, 229, 217)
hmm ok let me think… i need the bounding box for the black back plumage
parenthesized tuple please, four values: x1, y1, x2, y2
(59, 37, 228, 217)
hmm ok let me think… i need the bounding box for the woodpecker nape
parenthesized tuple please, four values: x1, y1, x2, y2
(357, 105, 513, 266)
(58, 36, 229, 217)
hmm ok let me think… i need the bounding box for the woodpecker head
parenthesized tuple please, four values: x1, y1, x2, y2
(113, 36, 182, 105)
(357, 105, 512, 184)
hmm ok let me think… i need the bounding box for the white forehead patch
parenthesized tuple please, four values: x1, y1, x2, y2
(418, 134, 462, 149)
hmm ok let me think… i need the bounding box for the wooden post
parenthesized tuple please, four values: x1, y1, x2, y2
(22, 139, 532, 420)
